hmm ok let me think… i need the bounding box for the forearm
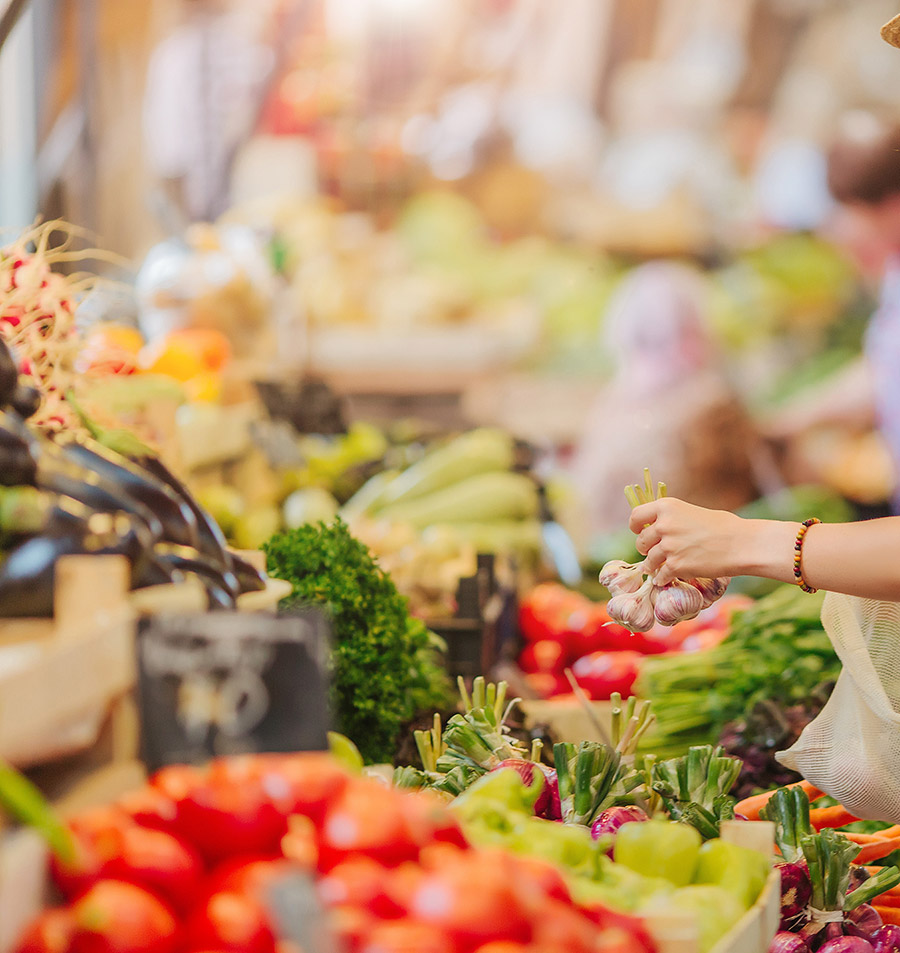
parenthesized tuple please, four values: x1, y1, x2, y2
(738, 517, 900, 601)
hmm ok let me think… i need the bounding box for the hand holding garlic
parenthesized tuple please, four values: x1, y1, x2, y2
(599, 471, 731, 632)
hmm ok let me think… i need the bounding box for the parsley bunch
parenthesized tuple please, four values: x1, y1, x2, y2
(263, 518, 451, 763)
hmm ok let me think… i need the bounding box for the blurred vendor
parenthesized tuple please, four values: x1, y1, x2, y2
(143, 0, 270, 223)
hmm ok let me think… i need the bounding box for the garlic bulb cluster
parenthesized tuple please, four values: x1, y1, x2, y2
(599, 560, 730, 632)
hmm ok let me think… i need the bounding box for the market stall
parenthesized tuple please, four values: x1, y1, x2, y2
(6, 1, 900, 952)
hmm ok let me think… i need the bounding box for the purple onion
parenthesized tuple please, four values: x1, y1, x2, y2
(871, 925, 900, 953)
(818, 937, 875, 953)
(491, 759, 561, 820)
(591, 805, 650, 857)
(779, 862, 813, 922)
(849, 905, 883, 938)
(769, 932, 810, 953)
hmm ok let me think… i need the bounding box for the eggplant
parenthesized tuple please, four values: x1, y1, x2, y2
(9, 382, 41, 420)
(0, 338, 18, 408)
(133, 454, 233, 569)
(34, 454, 166, 543)
(228, 551, 267, 594)
(50, 436, 199, 549)
(152, 543, 239, 610)
(0, 409, 38, 485)
(0, 510, 161, 617)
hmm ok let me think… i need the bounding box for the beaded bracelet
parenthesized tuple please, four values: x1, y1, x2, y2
(793, 518, 821, 593)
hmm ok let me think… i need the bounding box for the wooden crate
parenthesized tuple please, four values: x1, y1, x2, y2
(643, 821, 779, 953)
(0, 555, 137, 769)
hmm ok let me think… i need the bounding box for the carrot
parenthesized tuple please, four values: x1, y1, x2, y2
(872, 893, 900, 908)
(845, 832, 889, 845)
(875, 905, 900, 926)
(735, 780, 824, 821)
(854, 836, 900, 864)
(809, 804, 861, 830)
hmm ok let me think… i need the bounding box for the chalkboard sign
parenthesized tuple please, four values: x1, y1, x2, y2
(136, 609, 331, 772)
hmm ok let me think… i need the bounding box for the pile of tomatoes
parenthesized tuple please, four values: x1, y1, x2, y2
(518, 583, 751, 700)
(14, 753, 656, 953)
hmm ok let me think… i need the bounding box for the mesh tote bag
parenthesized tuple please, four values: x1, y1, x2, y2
(776, 592, 900, 821)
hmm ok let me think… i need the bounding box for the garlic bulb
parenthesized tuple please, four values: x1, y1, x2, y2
(598, 559, 646, 596)
(653, 579, 705, 627)
(689, 577, 730, 609)
(607, 577, 656, 632)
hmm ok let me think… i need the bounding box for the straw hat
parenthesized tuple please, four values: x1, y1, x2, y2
(883, 13, 900, 48)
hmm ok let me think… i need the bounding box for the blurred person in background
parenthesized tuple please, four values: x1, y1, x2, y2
(143, 0, 271, 224)
(570, 261, 762, 542)
(623, 13, 900, 600)
(765, 111, 900, 512)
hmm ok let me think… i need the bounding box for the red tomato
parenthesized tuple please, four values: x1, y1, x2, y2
(329, 905, 376, 953)
(103, 826, 205, 914)
(260, 753, 348, 823)
(51, 827, 111, 900)
(529, 900, 599, 953)
(12, 909, 75, 953)
(116, 786, 179, 833)
(154, 760, 289, 863)
(317, 855, 400, 916)
(522, 672, 571, 700)
(70, 881, 178, 953)
(584, 905, 657, 953)
(679, 627, 730, 653)
(184, 891, 276, 953)
(518, 584, 587, 644)
(319, 779, 420, 870)
(473, 945, 532, 953)
(518, 639, 568, 674)
(398, 789, 467, 851)
(409, 852, 529, 945)
(570, 651, 643, 700)
(358, 920, 456, 953)
(209, 857, 294, 898)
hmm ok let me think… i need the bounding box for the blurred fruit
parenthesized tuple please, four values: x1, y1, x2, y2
(196, 485, 246, 538)
(283, 487, 340, 529)
(232, 505, 282, 550)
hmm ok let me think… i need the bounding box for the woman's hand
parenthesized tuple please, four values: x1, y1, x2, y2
(628, 497, 784, 586)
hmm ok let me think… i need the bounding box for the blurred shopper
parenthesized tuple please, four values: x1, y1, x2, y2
(618, 13, 900, 600)
(570, 261, 761, 540)
(765, 112, 900, 510)
(143, 0, 271, 223)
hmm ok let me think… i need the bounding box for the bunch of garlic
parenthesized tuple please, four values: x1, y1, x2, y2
(600, 560, 730, 632)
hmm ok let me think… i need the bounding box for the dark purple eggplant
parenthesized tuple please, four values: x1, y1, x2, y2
(0, 338, 18, 408)
(51, 436, 199, 549)
(0, 409, 38, 485)
(34, 454, 166, 542)
(151, 542, 238, 610)
(228, 551, 267, 594)
(0, 510, 163, 617)
(9, 382, 41, 420)
(133, 454, 232, 568)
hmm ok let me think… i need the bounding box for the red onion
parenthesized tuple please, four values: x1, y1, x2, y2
(849, 905, 883, 938)
(769, 932, 810, 953)
(590, 806, 650, 856)
(491, 760, 560, 820)
(779, 862, 813, 923)
(818, 938, 876, 953)
(871, 925, 900, 953)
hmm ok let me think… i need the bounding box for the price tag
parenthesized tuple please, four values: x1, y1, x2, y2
(136, 609, 330, 771)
